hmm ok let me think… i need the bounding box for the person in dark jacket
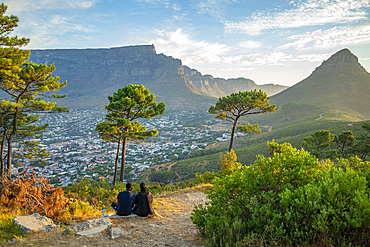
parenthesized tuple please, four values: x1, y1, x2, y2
(133, 182, 154, 217)
(111, 182, 136, 216)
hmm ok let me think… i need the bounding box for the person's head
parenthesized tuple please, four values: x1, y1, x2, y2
(126, 182, 133, 191)
(140, 182, 147, 192)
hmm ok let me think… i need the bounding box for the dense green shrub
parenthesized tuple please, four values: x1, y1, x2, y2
(192, 141, 370, 246)
(278, 167, 370, 246)
(206, 218, 246, 247)
(192, 171, 219, 185)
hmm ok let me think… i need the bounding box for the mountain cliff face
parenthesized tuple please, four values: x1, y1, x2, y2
(271, 48, 370, 118)
(30, 45, 212, 110)
(312, 49, 368, 75)
(184, 66, 288, 98)
(30, 45, 286, 110)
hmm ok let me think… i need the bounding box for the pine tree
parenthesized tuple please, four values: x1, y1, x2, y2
(302, 130, 337, 159)
(0, 4, 67, 178)
(209, 89, 277, 152)
(97, 84, 165, 184)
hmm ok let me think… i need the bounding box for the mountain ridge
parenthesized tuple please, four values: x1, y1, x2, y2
(28, 45, 287, 110)
(184, 66, 288, 98)
(271, 48, 370, 118)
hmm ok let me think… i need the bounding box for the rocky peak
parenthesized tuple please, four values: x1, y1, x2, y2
(312, 48, 368, 75)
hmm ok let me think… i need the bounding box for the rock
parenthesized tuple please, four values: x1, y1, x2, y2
(313, 48, 367, 75)
(106, 214, 138, 219)
(64, 218, 112, 233)
(110, 226, 132, 239)
(75, 225, 109, 236)
(13, 213, 59, 234)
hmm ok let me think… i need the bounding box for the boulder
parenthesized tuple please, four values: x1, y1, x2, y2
(64, 218, 112, 233)
(76, 225, 110, 236)
(14, 213, 59, 234)
(110, 226, 132, 239)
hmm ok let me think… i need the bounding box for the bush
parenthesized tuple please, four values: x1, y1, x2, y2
(0, 170, 71, 221)
(279, 167, 370, 246)
(66, 201, 100, 220)
(192, 141, 370, 246)
(0, 211, 23, 243)
(206, 218, 246, 247)
(192, 171, 219, 186)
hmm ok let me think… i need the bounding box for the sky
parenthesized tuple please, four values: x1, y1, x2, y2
(4, 0, 370, 86)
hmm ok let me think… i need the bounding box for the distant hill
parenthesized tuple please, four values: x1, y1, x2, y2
(271, 49, 370, 118)
(184, 66, 288, 98)
(28, 45, 287, 110)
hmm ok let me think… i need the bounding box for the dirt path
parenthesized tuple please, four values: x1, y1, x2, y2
(6, 191, 209, 247)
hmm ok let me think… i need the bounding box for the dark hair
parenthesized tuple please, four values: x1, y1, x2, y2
(140, 182, 148, 193)
(126, 182, 133, 191)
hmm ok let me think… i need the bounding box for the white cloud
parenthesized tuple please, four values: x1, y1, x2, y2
(277, 25, 370, 50)
(151, 29, 329, 67)
(237, 41, 261, 49)
(6, 0, 98, 13)
(25, 15, 99, 48)
(194, 0, 235, 19)
(151, 29, 230, 63)
(225, 0, 370, 35)
(219, 52, 329, 65)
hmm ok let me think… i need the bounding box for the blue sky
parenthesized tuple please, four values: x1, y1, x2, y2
(5, 0, 370, 86)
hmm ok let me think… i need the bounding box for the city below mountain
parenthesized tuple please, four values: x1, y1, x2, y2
(29, 45, 287, 110)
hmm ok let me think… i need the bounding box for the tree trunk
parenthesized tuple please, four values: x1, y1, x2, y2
(229, 120, 238, 152)
(6, 109, 19, 179)
(0, 131, 5, 177)
(119, 137, 127, 182)
(113, 139, 121, 186)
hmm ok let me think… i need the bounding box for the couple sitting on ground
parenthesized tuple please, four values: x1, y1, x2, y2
(111, 182, 154, 217)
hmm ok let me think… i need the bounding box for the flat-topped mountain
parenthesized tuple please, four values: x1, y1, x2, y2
(271, 48, 370, 118)
(30, 45, 211, 110)
(29, 45, 286, 110)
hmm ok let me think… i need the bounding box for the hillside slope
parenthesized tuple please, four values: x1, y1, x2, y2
(271, 49, 370, 118)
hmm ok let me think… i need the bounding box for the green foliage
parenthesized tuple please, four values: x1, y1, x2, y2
(219, 149, 241, 174)
(193, 171, 219, 185)
(279, 167, 370, 246)
(96, 84, 165, 184)
(148, 170, 177, 184)
(106, 84, 165, 122)
(302, 129, 337, 159)
(0, 5, 67, 178)
(353, 123, 370, 160)
(66, 201, 99, 220)
(209, 89, 277, 151)
(206, 217, 246, 247)
(302, 127, 370, 161)
(237, 122, 261, 134)
(334, 130, 355, 157)
(0, 212, 23, 243)
(64, 178, 116, 208)
(192, 141, 370, 246)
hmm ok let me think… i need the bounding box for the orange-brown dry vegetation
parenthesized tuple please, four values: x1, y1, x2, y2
(0, 170, 71, 221)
